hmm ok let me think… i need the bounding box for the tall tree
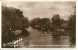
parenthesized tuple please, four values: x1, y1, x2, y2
(51, 15, 62, 27)
(68, 5, 76, 45)
(68, 14, 76, 45)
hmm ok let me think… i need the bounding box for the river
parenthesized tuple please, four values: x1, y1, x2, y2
(20, 27, 71, 48)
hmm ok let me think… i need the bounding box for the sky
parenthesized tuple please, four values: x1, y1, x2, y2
(2, 1, 76, 20)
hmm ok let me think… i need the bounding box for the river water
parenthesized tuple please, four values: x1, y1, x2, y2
(20, 27, 71, 48)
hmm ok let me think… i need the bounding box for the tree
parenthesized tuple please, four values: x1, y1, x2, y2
(15, 9, 24, 18)
(30, 17, 41, 28)
(41, 18, 50, 25)
(67, 5, 76, 45)
(41, 18, 50, 31)
(2, 14, 13, 45)
(2, 6, 28, 46)
(68, 14, 76, 45)
(51, 15, 62, 27)
(21, 17, 29, 28)
(21, 17, 30, 36)
(51, 15, 61, 32)
(2, 6, 22, 30)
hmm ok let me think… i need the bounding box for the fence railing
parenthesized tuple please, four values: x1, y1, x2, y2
(3, 36, 29, 48)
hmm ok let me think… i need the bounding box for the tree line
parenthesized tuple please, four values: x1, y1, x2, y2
(2, 5, 29, 45)
(30, 14, 76, 45)
(30, 15, 67, 32)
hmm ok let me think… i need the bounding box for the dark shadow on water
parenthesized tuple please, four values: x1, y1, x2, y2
(52, 36, 61, 45)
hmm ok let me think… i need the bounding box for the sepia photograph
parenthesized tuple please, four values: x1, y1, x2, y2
(2, 1, 76, 48)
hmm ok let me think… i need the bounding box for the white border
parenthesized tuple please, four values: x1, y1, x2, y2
(0, 1, 1, 49)
(2, 0, 76, 2)
(0, 0, 77, 50)
(1, 48, 77, 50)
(76, 0, 78, 50)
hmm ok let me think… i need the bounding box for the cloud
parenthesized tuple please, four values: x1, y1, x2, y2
(2, 2, 76, 20)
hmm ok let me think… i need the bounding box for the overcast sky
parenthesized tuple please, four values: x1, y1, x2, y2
(2, 1, 76, 20)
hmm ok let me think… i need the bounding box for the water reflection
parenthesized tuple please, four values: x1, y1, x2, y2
(52, 36, 61, 45)
(52, 35, 70, 48)
(26, 27, 71, 48)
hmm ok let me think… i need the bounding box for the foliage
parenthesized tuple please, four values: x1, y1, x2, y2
(30, 17, 51, 31)
(2, 5, 29, 44)
(68, 14, 76, 45)
(51, 15, 62, 27)
(2, 5, 22, 30)
(21, 17, 29, 28)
